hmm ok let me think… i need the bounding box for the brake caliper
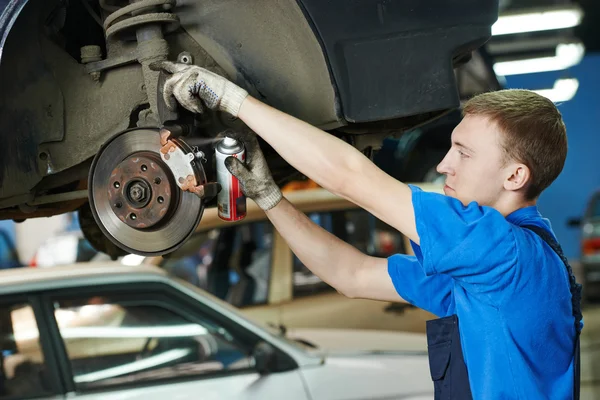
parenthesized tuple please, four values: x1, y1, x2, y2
(159, 127, 220, 200)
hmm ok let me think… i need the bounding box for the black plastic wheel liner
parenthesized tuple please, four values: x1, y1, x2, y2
(295, 0, 499, 123)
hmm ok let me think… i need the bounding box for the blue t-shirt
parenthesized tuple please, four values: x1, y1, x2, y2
(388, 185, 580, 399)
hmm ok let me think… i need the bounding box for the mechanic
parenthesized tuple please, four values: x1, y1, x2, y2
(150, 61, 582, 399)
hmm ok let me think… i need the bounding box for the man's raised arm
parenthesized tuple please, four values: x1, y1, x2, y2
(238, 97, 419, 244)
(150, 61, 419, 244)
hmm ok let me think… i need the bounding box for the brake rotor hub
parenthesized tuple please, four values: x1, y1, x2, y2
(88, 128, 206, 256)
(107, 154, 174, 229)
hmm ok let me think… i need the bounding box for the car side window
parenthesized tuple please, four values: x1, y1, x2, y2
(162, 222, 274, 308)
(52, 295, 254, 391)
(293, 209, 406, 297)
(0, 302, 53, 398)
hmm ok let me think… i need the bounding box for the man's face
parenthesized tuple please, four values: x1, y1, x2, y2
(436, 115, 509, 207)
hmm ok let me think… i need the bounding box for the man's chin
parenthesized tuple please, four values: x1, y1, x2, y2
(443, 189, 471, 206)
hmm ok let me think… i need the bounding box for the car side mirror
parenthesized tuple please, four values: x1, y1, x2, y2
(567, 217, 582, 228)
(252, 341, 277, 375)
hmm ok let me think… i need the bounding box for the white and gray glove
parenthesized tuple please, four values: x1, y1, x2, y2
(150, 61, 249, 116)
(224, 130, 282, 211)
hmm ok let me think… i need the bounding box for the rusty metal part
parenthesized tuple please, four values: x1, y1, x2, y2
(177, 52, 193, 65)
(107, 153, 174, 229)
(94, 0, 179, 126)
(80, 46, 102, 81)
(159, 133, 208, 198)
(84, 51, 138, 74)
(103, 0, 178, 40)
(28, 190, 89, 206)
(0, 198, 88, 221)
(88, 128, 205, 256)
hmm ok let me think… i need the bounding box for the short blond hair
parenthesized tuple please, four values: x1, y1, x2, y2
(463, 89, 567, 200)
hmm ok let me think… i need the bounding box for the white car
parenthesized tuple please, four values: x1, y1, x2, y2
(0, 263, 432, 400)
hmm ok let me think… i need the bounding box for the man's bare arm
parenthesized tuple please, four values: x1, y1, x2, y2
(238, 97, 419, 244)
(265, 197, 407, 302)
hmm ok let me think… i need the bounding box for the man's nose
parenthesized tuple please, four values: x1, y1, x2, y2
(436, 152, 453, 175)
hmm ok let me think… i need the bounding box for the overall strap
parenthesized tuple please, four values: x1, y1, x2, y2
(522, 224, 582, 400)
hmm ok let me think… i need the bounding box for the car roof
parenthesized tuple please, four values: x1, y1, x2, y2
(0, 263, 167, 295)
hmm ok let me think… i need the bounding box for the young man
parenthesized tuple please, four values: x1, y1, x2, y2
(151, 61, 582, 399)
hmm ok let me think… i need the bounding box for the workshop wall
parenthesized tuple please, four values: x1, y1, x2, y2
(505, 53, 600, 259)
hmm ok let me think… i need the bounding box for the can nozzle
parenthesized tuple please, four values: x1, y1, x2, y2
(222, 137, 238, 146)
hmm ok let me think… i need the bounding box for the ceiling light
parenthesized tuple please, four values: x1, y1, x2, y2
(493, 42, 585, 76)
(492, 6, 583, 36)
(532, 78, 579, 103)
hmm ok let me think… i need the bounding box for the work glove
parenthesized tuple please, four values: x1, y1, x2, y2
(149, 61, 249, 116)
(223, 130, 283, 211)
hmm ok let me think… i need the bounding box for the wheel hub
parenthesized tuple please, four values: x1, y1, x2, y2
(107, 153, 174, 229)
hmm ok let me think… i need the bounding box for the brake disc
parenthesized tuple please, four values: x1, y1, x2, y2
(88, 128, 206, 256)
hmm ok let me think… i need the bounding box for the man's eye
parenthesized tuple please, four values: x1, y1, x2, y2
(458, 150, 468, 158)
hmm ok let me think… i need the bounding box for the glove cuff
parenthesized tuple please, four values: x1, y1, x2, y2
(221, 82, 249, 117)
(256, 188, 283, 211)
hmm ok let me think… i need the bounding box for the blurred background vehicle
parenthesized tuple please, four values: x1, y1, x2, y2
(569, 189, 600, 301)
(0, 263, 432, 399)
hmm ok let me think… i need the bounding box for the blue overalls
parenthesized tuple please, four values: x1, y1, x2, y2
(425, 225, 583, 399)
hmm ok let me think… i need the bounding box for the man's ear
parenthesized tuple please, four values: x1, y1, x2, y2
(504, 163, 530, 192)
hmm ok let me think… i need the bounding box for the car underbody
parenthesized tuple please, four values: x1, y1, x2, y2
(0, 0, 500, 257)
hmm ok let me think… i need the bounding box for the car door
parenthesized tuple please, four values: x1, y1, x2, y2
(41, 284, 309, 400)
(0, 295, 64, 399)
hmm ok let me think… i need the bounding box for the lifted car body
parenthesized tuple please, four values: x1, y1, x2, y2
(0, 0, 500, 255)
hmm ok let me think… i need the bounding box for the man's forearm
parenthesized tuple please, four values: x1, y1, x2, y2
(265, 197, 367, 297)
(238, 96, 367, 196)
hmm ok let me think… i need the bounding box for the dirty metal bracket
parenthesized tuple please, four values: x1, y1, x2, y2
(84, 51, 139, 74)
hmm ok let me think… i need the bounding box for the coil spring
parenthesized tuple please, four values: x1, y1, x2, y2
(103, 0, 180, 40)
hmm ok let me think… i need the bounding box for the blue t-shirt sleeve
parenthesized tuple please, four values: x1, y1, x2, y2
(387, 254, 453, 317)
(409, 185, 518, 294)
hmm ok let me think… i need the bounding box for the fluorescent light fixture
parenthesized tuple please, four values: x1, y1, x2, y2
(492, 7, 583, 36)
(74, 348, 192, 383)
(533, 78, 579, 103)
(493, 42, 585, 76)
(121, 254, 146, 266)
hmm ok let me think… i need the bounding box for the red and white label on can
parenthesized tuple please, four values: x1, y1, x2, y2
(216, 149, 246, 221)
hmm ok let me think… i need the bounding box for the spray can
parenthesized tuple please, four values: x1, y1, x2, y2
(215, 137, 247, 221)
